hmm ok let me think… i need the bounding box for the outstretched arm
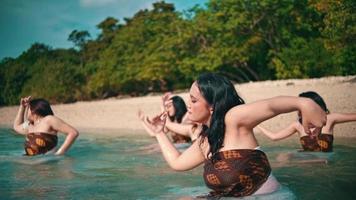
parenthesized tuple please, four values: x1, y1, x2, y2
(47, 116, 79, 155)
(155, 132, 205, 171)
(328, 113, 356, 124)
(257, 122, 299, 141)
(227, 96, 326, 135)
(144, 113, 205, 171)
(13, 96, 31, 135)
(165, 119, 201, 141)
(137, 110, 157, 137)
(165, 118, 193, 137)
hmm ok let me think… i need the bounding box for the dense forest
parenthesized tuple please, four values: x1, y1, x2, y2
(0, 0, 355, 106)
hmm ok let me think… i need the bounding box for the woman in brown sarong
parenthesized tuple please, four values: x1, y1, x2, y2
(139, 93, 200, 143)
(141, 73, 326, 198)
(258, 91, 356, 152)
(12, 96, 79, 156)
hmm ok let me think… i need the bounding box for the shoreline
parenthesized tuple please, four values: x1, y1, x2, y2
(1, 76, 356, 137)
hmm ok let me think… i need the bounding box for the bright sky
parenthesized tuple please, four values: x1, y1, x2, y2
(0, 0, 207, 60)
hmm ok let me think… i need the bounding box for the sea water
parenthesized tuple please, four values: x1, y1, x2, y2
(1, 128, 355, 199)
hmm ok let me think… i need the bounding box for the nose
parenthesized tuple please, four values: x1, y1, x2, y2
(187, 101, 191, 110)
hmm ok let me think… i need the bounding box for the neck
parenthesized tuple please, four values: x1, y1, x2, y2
(33, 116, 43, 125)
(203, 116, 211, 128)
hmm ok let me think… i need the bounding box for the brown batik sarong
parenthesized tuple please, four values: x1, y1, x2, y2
(300, 134, 333, 152)
(171, 133, 191, 143)
(203, 149, 271, 198)
(24, 133, 58, 156)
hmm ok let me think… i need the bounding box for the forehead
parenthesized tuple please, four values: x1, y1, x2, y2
(189, 82, 202, 98)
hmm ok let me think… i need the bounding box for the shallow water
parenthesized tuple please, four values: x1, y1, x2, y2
(1, 128, 356, 199)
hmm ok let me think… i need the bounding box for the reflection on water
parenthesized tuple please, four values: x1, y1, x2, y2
(1, 128, 356, 199)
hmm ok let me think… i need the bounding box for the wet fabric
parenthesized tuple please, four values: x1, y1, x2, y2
(203, 149, 271, 198)
(24, 132, 58, 156)
(300, 134, 333, 152)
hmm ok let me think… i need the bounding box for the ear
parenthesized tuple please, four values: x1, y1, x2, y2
(209, 106, 214, 115)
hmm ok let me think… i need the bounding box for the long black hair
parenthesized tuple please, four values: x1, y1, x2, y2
(298, 91, 329, 123)
(196, 73, 245, 158)
(169, 96, 188, 123)
(29, 98, 54, 117)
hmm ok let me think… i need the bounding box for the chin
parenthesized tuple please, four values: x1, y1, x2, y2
(187, 115, 198, 123)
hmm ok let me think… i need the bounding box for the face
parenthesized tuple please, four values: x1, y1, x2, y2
(166, 102, 175, 117)
(187, 82, 212, 125)
(27, 108, 35, 122)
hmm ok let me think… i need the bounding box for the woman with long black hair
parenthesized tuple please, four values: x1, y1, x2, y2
(143, 73, 326, 198)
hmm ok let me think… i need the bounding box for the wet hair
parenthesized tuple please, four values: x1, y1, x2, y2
(298, 91, 328, 123)
(169, 96, 188, 123)
(196, 73, 245, 159)
(29, 98, 54, 117)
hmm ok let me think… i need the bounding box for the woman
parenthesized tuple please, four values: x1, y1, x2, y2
(143, 73, 326, 197)
(164, 95, 192, 143)
(139, 93, 199, 143)
(258, 91, 356, 152)
(13, 96, 79, 156)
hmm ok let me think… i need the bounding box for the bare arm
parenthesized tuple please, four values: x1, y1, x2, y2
(257, 122, 299, 141)
(144, 113, 205, 171)
(328, 113, 356, 124)
(165, 118, 193, 137)
(227, 96, 326, 134)
(137, 110, 157, 137)
(47, 116, 79, 155)
(13, 96, 31, 135)
(155, 132, 205, 171)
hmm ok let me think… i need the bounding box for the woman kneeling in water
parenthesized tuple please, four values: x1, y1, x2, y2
(258, 91, 356, 152)
(143, 73, 326, 198)
(13, 96, 79, 156)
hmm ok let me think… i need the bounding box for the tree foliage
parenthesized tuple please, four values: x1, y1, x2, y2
(0, 0, 355, 105)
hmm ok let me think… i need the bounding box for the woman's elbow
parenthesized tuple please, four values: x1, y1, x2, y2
(12, 125, 18, 132)
(168, 161, 190, 172)
(12, 126, 23, 135)
(170, 164, 188, 172)
(70, 130, 79, 139)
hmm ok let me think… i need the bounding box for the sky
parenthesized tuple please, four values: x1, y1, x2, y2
(0, 0, 207, 60)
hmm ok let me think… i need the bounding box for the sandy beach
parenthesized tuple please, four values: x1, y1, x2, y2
(1, 76, 356, 137)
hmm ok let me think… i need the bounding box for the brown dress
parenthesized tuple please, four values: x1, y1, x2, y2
(300, 134, 333, 152)
(24, 132, 58, 156)
(203, 149, 271, 198)
(171, 133, 191, 143)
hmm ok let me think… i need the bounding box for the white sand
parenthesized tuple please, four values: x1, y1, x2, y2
(1, 76, 355, 137)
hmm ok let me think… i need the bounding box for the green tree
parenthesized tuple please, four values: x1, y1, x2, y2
(68, 30, 91, 50)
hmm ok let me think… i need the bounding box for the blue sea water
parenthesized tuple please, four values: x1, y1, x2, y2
(1, 127, 356, 199)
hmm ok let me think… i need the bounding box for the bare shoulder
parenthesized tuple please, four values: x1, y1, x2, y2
(43, 115, 62, 123)
(224, 105, 244, 125)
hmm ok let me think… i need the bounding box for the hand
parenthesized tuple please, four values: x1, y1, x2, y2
(20, 96, 31, 107)
(146, 112, 167, 134)
(137, 109, 146, 121)
(161, 92, 173, 111)
(162, 92, 173, 103)
(309, 127, 322, 138)
(299, 99, 327, 135)
(54, 151, 64, 156)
